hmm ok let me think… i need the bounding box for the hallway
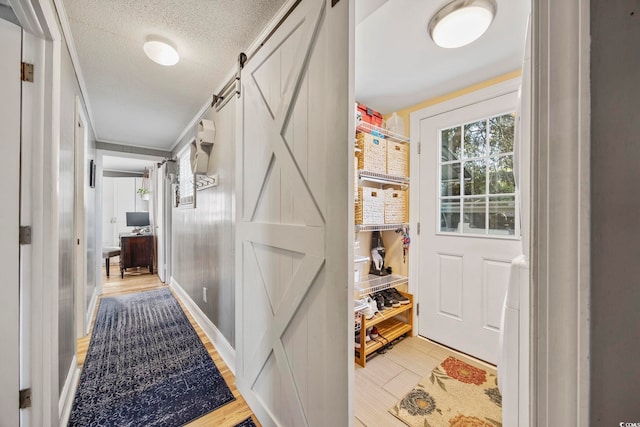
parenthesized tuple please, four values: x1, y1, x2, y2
(74, 268, 259, 426)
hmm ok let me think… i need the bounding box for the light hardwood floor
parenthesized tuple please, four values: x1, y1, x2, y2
(77, 267, 260, 427)
(354, 335, 496, 427)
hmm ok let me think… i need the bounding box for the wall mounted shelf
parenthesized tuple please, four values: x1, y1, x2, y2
(355, 274, 409, 296)
(356, 122, 410, 144)
(355, 223, 409, 232)
(358, 170, 409, 189)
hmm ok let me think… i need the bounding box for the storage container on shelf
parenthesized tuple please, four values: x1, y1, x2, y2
(356, 132, 386, 173)
(355, 187, 385, 225)
(385, 112, 405, 135)
(384, 188, 408, 224)
(356, 102, 384, 127)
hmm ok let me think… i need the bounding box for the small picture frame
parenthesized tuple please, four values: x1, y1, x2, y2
(89, 159, 96, 188)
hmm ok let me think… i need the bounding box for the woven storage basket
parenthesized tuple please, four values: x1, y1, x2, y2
(356, 132, 386, 173)
(384, 189, 408, 224)
(355, 187, 385, 224)
(387, 141, 409, 177)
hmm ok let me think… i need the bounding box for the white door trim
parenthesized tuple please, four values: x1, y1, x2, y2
(409, 77, 521, 338)
(74, 95, 88, 338)
(530, 0, 590, 425)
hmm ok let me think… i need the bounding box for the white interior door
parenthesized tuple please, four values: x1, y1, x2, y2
(0, 16, 22, 427)
(236, 0, 351, 425)
(418, 92, 521, 364)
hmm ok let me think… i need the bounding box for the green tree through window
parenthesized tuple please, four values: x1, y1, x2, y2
(439, 113, 516, 236)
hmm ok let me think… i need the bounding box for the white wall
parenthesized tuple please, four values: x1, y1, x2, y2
(58, 35, 97, 393)
(102, 176, 149, 247)
(170, 98, 236, 347)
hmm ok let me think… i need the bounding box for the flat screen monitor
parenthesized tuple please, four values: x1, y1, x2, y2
(126, 211, 150, 227)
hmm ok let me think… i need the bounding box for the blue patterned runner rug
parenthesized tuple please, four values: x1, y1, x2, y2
(69, 288, 235, 426)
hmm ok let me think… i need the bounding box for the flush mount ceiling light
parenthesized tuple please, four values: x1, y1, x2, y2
(143, 40, 179, 66)
(428, 0, 497, 49)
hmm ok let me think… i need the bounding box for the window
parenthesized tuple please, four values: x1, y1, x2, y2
(439, 113, 516, 236)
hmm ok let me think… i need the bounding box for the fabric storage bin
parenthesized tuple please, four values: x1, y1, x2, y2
(356, 102, 383, 127)
(356, 132, 386, 173)
(387, 141, 409, 177)
(385, 189, 408, 223)
(355, 187, 385, 224)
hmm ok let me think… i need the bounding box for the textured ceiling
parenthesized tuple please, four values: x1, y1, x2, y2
(62, 0, 286, 150)
(355, 0, 530, 114)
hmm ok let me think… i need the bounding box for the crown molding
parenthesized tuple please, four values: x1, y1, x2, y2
(51, 0, 98, 139)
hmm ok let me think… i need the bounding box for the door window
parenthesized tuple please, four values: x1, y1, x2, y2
(439, 113, 517, 237)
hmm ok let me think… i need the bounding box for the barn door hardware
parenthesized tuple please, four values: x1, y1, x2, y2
(212, 52, 247, 112)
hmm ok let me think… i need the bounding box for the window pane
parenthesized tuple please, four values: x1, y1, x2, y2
(489, 113, 515, 155)
(441, 163, 461, 196)
(489, 155, 515, 194)
(440, 199, 460, 232)
(463, 159, 486, 196)
(463, 120, 487, 158)
(489, 196, 516, 235)
(463, 197, 486, 234)
(441, 126, 461, 161)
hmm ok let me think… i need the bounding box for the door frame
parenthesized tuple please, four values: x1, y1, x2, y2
(410, 2, 590, 425)
(74, 95, 89, 338)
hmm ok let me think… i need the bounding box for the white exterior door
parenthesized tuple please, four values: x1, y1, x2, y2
(418, 92, 521, 364)
(0, 16, 22, 427)
(235, 0, 351, 425)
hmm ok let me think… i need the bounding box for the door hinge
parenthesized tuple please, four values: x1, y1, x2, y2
(21, 62, 34, 82)
(417, 142, 421, 155)
(19, 226, 32, 245)
(416, 303, 419, 316)
(417, 222, 420, 235)
(19, 388, 31, 409)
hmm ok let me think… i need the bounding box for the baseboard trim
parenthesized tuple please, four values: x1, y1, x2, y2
(169, 277, 236, 375)
(85, 287, 99, 335)
(58, 356, 80, 426)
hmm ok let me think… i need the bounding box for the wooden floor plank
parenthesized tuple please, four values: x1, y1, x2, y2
(76, 268, 260, 427)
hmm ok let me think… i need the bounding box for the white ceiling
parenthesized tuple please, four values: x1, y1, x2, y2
(355, 0, 530, 114)
(62, 0, 287, 150)
(61, 0, 528, 151)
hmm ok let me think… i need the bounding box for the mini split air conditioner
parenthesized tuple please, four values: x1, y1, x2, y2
(190, 119, 215, 175)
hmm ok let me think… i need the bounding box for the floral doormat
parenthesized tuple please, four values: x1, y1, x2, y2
(389, 356, 502, 427)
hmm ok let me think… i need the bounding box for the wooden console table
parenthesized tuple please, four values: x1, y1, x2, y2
(119, 234, 154, 278)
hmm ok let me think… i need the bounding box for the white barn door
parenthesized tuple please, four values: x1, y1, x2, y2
(236, 0, 351, 426)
